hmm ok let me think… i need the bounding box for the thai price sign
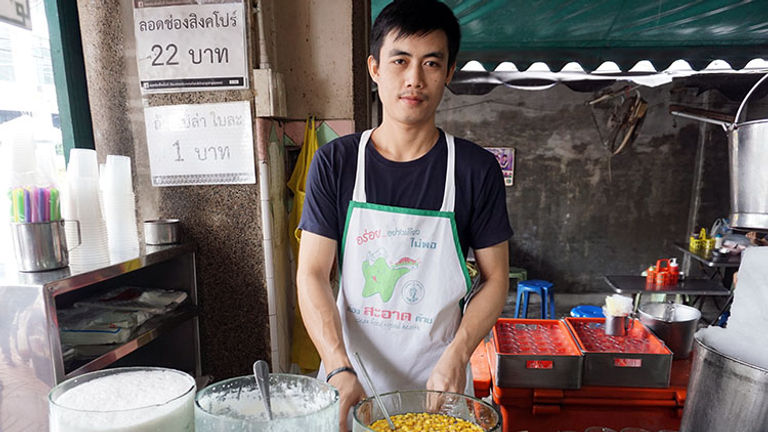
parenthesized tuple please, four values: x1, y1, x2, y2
(144, 101, 256, 186)
(132, 0, 248, 93)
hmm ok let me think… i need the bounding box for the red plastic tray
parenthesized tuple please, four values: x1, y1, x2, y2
(493, 319, 582, 356)
(565, 317, 672, 388)
(489, 319, 583, 389)
(566, 318, 670, 354)
(470, 343, 491, 397)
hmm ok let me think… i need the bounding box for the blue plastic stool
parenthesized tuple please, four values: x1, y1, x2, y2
(570, 305, 605, 318)
(514, 280, 555, 319)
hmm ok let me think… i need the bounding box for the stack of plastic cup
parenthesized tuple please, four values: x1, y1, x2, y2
(101, 155, 139, 262)
(62, 148, 110, 269)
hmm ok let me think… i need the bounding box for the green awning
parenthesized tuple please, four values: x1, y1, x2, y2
(371, 0, 768, 72)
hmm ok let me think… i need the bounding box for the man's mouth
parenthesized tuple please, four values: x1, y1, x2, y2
(399, 94, 424, 104)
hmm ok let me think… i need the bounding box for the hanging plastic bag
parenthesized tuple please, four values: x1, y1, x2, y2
(287, 116, 321, 371)
(287, 116, 319, 258)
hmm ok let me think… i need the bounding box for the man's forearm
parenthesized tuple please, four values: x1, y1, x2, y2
(297, 273, 352, 371)
(445, 273, 507, 364)
(446, 242, 509, 364)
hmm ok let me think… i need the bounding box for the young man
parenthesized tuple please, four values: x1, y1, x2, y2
(297, 1, 512, 429)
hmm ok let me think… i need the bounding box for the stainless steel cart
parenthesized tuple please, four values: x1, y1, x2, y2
(0, 243, 201, 431)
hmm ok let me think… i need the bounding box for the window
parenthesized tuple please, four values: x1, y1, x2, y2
(33, 42, 53, 85)
(0, 27, 13, 81)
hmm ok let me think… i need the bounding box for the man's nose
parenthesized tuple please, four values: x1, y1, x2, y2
(405, 64, 424, 88)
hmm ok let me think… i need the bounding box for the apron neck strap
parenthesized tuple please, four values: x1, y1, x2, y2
(351, 129, 456, 212)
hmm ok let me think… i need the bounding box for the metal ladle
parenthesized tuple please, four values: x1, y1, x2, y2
(354, 352, 395, 431)
(253, 360, 273, 421)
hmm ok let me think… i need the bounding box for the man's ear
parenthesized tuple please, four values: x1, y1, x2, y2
(445, 63, 456, 85)
(367, 55, 380, 84)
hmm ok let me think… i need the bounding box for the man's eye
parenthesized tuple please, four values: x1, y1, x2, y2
(425, 61, 439, 67)
(393, 59, 406, 65)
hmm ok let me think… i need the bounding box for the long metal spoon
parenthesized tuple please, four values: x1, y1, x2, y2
(354, 352, 395, 431)
(253, 360, 273, 421)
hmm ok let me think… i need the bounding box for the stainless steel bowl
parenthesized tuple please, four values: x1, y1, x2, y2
(144, 219, 182, 245)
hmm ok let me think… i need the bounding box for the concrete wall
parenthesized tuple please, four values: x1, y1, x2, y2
(76, 0, 358, 379)
(437, 80, 733, 292)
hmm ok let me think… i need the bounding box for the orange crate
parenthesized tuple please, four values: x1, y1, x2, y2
(471, 342, 491, 398)
(565, 317, 673, 388)
(491, 358, 691, 432)
(489, 318, 583, 389)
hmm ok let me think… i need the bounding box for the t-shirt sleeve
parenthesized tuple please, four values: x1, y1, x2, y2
(298, 148, 339, 241)
(470, 155, 513, 250)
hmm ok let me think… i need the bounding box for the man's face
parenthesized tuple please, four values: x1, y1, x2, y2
(368, 29, 455, 128)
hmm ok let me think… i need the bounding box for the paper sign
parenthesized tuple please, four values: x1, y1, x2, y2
(132, 0, 248, 93)
(0, 0, 31, 30)
(144, 101, 255, 186)
(485, 147, 515, 186)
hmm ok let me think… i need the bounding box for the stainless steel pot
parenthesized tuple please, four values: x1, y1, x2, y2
(638, 302, 700, 359)
(144, 219, 182, 245)
(680, 335, 768, 432)
(671, 73, 768, 230)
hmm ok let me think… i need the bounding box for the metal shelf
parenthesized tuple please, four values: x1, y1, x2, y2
(673, 242, 741, 268)
(64, 304, 198, 379)
(603, 275, 730, 296)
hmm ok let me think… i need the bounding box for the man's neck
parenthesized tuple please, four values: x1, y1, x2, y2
(370, 120, 439, 162)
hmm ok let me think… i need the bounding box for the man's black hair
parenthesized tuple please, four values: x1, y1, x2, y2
(371, 0, 461, 70)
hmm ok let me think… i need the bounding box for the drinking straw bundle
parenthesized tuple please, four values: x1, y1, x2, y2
(8, 186, 60, 223)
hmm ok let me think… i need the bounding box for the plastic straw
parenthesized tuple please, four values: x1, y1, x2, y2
(43, 187, 51, 222)
(29, 188, 37, 223)
(50, 188, 60, 221)
(38, 187, 45, 222)
(24, 189, 30, 222)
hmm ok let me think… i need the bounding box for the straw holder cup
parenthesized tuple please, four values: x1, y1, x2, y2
(11, 220, 81, 272)
(144, 219, 182, 245)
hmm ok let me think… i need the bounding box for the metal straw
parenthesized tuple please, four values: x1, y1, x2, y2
(354, 352, 395, 431)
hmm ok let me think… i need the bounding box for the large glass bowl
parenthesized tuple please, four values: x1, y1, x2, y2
(195, 373, 339, 431)
(353, 390, 500, 431)
(48, 366, 196, 432)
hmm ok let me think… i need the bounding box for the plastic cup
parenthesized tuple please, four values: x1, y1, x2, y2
(103, 155, 133, 195)
(67, 149, 99, 179)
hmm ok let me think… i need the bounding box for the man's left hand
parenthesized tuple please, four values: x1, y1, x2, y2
(426, 347, 466, 393)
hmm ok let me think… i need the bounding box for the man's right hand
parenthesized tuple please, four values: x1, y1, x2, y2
(328, 372, 367, 432)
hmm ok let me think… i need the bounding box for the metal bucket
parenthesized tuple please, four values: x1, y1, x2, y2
(638, 303, 700, 359)
(730, 119, 768, 229)
(671, 72, 768, 230)
(680, 335, 768, 432)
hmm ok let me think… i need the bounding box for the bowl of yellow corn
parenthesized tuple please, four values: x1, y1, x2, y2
(352, 390, 500, 431)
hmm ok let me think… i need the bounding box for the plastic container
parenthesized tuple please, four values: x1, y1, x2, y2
(470, 342, 491, 398)
(490, 359, 690, 432)
(488, 319, 583, 389)
(195, 373, 339, 431)
(352, 390, 500, 432)
(565, 318, 673, 388)
(48, 367, 195, 432)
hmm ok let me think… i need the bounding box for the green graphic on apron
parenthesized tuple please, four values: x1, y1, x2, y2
(362, 256, 418, 302)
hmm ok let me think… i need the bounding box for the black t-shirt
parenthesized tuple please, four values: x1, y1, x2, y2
(298, 130, 513, 257)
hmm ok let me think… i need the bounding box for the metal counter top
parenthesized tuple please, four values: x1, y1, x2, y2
(0, 243, 194, 293)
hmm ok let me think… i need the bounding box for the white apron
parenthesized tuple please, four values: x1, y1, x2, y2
(321, 129, 473, 395)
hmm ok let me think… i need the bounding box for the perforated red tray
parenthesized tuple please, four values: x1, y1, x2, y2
(566, 318, 670, 354)
(490, 319, 583, 389)
(565, 318, 672, 388)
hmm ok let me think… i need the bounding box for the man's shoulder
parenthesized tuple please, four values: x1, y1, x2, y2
(317, 132, 362, 159)
(452, 135, 498, 169)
